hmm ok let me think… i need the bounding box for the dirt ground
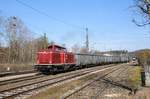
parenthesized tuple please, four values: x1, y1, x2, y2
(0, 64, 33, 72)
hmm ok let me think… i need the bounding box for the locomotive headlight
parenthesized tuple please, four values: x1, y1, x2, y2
(37, 60, 39, 64)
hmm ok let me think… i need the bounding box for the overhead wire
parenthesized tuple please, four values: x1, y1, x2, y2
(15, 0, 85, 30)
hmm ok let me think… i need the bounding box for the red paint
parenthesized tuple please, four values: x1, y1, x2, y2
(36, 45, 75, 65)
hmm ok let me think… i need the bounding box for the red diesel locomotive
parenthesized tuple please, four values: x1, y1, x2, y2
(35, 45, 75, 72)
(34, 44, 129, 73)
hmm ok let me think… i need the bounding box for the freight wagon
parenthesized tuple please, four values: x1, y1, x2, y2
(74, 53, 128, 68)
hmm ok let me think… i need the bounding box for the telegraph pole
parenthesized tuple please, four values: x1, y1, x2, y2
(85, 27, 89, 52)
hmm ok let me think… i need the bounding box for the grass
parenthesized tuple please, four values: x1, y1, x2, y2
(27, 79, 83, 99)
(127, 66, 142, 90)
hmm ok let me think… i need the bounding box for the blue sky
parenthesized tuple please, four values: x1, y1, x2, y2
(0, 0, 149, 51)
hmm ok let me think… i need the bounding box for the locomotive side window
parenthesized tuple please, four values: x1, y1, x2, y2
(55, 47, 67, 52)
(48, 45, 67, 52)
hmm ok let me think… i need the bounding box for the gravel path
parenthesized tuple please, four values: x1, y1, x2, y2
(68, 64, 131, 99)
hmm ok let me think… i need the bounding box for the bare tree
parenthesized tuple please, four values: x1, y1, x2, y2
(33, 33, 49, 51)
(71, 44, 80, 53)
(0, 16, 4, 47)
(49, 41, 55, 45)
(80, 46, 89, 54)
(4, 16, 32, 63)
(133, 0, 150, 65)
(0, 16, 49, 64)
(134, 0, 150, 26)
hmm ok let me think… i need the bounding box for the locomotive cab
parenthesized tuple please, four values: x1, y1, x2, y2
(34, 44, 75, 73)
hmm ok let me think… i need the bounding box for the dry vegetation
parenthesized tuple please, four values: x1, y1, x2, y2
(0, 16, 48, 71)
(135, 49, 150, 66)
(28, 80, 82, 99)
(127, 66, 142, 91)
(27, 76, 87, 99)
(126, 66, 150, 99)
(0, 64, 33, 72)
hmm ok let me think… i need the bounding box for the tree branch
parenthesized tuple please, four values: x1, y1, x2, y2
(132, 19, 150, 26)
(137, 5, 149, 14)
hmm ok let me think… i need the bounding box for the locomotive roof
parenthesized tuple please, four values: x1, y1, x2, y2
(48, 44, 66, 49)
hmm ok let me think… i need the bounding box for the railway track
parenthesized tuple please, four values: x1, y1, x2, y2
(91, 66, 131, 99)
(0, 64, 114, 87)
(62, 64, 129, 99)
(0, 64, 121, 99)
(0, 73, 44, 86)
(0, 70, 35, 77)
